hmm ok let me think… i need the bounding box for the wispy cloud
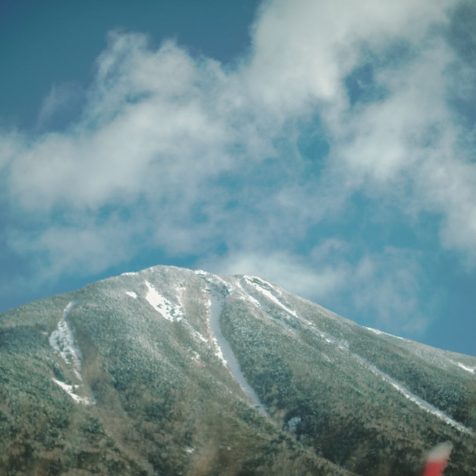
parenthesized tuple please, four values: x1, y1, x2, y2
(202, 247, 348, 299)
(202, 243, 430, 334)
(36, 82, 83, 130)
(1, 0, 475, 335)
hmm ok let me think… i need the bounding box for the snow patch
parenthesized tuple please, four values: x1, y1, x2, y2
(456, 362, 476, 374)
(194, 269, 209, 276)
(52, 378, 93, 405)
(213, 337, 227, 365)
(125, 291, 137, 299)
(144, 280, 183, 322)
(287, 416, 301, 433)
(192, 329, 208, 344)
(49, 302, 82, 380)
(121, 272, 137, 276)
(337, 341, 349, 351)
(185, 447, 195, 454)
(242, 293, 262, 308)
(182, 320, 209, 347)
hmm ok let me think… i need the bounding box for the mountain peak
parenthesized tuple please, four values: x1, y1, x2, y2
(1, 264, 475, 475)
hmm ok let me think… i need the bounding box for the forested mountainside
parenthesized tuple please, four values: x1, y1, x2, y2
(1, 265, 475, 475)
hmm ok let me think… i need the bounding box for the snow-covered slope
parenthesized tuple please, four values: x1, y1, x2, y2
(1, 264, 475, 475)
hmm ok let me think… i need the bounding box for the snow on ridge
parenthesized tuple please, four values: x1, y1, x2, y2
(454, 361, 476, 375)
(233, 279, 262, 309)
(121, 271, 137, 277)
(243, 276, 298, 318)
(253, 294, 349, 351)
(144, 280, 184, 322)
(243, 275, 281, 294)
(365, 327, 383, 335)
(203, 273, 232, 292)
(365, 326, 406, 341)
(239, 278, 343, 347)
(49, 302, 83, 380)
(194, 269, 210, 276)
(52, 378, 93, 405)
(63, 301, 74, 316)
(355, 355, 473, 435)
(125, 291, 138, 299)
(194, 270, 231, 292)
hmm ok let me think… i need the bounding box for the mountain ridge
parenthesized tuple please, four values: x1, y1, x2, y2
(0, 264, 475, 475)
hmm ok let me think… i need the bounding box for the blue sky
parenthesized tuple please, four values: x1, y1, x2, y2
(1, 0, 475, 356)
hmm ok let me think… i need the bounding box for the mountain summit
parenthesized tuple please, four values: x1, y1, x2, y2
(1, 265, 475, 475)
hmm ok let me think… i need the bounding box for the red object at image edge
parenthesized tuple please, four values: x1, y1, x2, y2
(422, 442, 452, 476)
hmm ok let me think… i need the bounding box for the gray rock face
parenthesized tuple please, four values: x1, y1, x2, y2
(0, 265, 475, 475)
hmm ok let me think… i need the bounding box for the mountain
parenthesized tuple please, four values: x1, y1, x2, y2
(0, 265, 475, 475)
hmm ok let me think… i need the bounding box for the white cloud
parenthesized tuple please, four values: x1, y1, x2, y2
(36, 82, 83, 128)
(419, 157, 476, 258)
(324, 35, 476, 258)
(7, 39, 234, 211)
(0, 130, 22, 171)
(349, 250, 429, 334)
(202, 243, 429, 335)
(246, 0, 450, 117)
(1, 0, 475, 337)
(7, 217, 138, 279)
(332, 42, 452, 182)
(202, 249, 347, 300)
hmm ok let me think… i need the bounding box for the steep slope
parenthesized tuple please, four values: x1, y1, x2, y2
(0, 265, 474, 475)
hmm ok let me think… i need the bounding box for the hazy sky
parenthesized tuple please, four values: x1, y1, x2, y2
(1, 0, 475, 355)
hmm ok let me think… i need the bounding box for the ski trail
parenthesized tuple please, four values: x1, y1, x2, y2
(243, 276, 298, 318)
(449, 360, 476, 375)
(207, 288, 268, 417)
(354, 355, 473, 435)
